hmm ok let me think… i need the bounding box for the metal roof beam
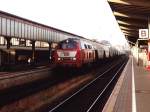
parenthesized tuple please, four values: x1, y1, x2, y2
(116, 16, 148, 24)
(117, 20, 146, 28)
(108, 0, 150, 8)
(118, 23, 145, 29)
(119, 23, 144, 29)
(122, 30, 138, 34)
(120, 26, 138, 31)
(122, 31, 138, 37)
(123, 33, 137, 37)
(125, 35, 136, 39)
(124, 33, 137, 37)
(121, 28, 138, 32)
(114, 11, 147, 20)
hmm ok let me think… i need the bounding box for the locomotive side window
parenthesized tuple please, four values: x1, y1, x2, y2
(84, 44, 87, 49)
(88, 45, 92, 49)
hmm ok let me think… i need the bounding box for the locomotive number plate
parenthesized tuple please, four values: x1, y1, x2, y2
(63, 52, 69, 56)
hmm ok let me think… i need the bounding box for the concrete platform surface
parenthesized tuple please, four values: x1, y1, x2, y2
(103, 56, 150, 112)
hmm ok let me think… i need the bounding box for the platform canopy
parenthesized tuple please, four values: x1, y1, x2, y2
(108, 0, 150, 45)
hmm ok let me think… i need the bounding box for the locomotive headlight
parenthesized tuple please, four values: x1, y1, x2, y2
(58, 58, 61, 60)
(73, 58, 76, 60)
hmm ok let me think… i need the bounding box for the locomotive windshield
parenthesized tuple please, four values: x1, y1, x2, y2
(58, 39, 78, 49)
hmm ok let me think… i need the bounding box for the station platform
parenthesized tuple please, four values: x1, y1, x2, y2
(103, 56, 150, 112)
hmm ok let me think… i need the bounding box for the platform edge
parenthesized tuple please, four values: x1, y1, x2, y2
(102, 57, 131, 112)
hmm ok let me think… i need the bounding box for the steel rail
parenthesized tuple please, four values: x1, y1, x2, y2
(86, 61, 126, 112)
(49, 59, 124, 112)
(0, 66, 52, 80)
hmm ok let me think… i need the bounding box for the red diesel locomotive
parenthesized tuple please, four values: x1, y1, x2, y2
(53, 38, 117, 68)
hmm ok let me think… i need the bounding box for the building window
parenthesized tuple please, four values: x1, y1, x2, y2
(35, 41, 41, 47)
(26, 40, 32, 47)
(11, 38, 19, 46)
(0, 36, 5, 45)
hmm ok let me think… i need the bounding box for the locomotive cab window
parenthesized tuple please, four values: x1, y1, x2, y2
(58, 39, 78, 49)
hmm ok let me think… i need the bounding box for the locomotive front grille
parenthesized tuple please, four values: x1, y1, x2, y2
(58, 57, 76, 61)
(62, 57, 72, 61)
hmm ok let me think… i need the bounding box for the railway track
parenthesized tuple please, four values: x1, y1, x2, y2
(0, 65, 53, 80)
(47, 56, 128, 112)
(0, 56, 128, 112)
(0, 65, 55, 92)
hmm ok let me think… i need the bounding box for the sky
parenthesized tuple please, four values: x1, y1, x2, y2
(0, 0, 127, 46)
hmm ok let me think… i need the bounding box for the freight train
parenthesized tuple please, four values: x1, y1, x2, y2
(53, 38, 122, 68)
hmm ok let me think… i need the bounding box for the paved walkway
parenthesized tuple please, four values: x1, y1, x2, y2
(103, 56, 150, 112)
